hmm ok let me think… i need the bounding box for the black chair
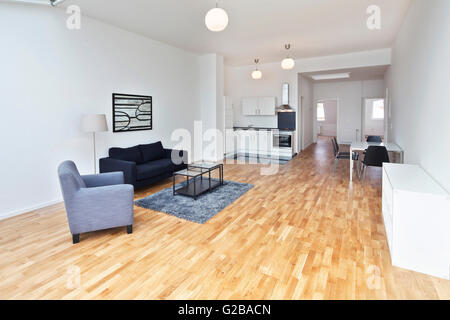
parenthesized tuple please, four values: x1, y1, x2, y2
(360, 146, 390, 184)
(331, 138, 359, 175)
(366, 135, 383, 143)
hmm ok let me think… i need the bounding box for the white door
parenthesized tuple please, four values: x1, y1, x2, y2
(258, 97, 276, 115)
(242, 97, 258, 115)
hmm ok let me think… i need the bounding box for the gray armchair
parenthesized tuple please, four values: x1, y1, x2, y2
(58, 161, 134, 244)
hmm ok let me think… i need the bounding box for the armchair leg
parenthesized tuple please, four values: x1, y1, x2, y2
(72, 234, 80, 244)
(127, 225, 133, 234)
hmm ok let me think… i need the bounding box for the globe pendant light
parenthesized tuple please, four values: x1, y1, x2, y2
(205, 2, 229, 32)
(281, 44, 295, 70)
(251, 59, 262, 80)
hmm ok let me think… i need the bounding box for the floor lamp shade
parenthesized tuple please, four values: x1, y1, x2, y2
(81, 114, 108, 133)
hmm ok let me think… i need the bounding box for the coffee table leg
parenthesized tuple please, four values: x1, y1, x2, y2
(173, 175, 175, 195)
(194, 177, 197, 200)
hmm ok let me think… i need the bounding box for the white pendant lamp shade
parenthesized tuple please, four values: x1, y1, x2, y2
(205, 7, 229, 32)
(281, 44, 295, 70)
(251, 58, 262, 80)
(252, 70, 262, 80)
(281, 57, 295, 70)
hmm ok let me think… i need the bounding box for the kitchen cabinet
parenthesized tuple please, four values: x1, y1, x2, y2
(236, 130, 258, 153)
(258, 130, 272, 155)
(242, 98, 258, 116)
(234, 130, 273, 154)
(258, 97, 276, 116)
(242, 97, 276, 116)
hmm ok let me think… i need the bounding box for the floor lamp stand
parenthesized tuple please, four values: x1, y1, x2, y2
(93, 132, 97, 174)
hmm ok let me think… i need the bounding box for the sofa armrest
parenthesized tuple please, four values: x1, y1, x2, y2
(67, 184, 134, 234)
(99, 158, 137, 185)
(164, 149, 188, 165)
(81, 172, 124, 188)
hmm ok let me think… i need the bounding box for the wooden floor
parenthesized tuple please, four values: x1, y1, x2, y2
(1, 137, 449, 300)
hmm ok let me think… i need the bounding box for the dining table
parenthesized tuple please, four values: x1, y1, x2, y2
(349, 141, 404, 182)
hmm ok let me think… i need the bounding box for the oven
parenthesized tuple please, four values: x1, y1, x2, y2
(273, 132, 292, 149)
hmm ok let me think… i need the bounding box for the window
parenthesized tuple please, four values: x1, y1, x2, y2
(317, 103, 325, 121)
(372, 100, 384, 120)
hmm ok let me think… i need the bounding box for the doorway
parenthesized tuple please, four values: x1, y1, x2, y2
(315, 99, 338, 142)
(362, 98, 385, 141)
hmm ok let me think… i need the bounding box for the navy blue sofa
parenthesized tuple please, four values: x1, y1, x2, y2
(99, 141, 188, 189)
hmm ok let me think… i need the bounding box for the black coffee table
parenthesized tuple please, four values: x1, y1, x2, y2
(173, 162, 224, 200)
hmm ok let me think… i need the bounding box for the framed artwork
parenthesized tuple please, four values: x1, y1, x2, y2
(112, 93, 152, 132)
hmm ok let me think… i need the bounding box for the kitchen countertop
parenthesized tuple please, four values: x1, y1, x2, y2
(233, 127, 295, 132)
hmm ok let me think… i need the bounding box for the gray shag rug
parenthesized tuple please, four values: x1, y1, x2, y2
(135, 179, 254, 224)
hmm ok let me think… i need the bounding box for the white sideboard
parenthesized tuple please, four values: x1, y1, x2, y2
(382, 163, 450, 280)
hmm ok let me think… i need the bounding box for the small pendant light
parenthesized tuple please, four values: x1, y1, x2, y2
(281, 44, 295, 70)
(251, 59, 262, 80)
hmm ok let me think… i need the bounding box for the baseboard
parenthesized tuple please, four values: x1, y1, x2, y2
(0, 198, 63, 221)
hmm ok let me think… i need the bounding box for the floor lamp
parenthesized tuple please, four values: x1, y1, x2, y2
(81, 114, 108, 174)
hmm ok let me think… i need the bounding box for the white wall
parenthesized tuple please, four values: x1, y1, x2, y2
(317, 100, 337, 137)
(385, 0, 450, 192)
(0, 4, 202, 219)
(198, 54, 224, 161)
(313, 79, 385, 143)
(299, 75, 314, 149)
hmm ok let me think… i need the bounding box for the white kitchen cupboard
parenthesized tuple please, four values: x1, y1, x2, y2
(237, 130, 258, 153)
(242, 98, 258, 116)
(242, 97, 276, 116)
(382, 163, 450, 280)
(257, 130, 271, 155)
(235, 130, 273, 155)
(258, 97, 276, 115)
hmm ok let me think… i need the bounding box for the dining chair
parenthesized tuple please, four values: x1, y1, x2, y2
(331, 138, 359, 175)
(360, 146, 390, 185)
(366, 135, 383, 143)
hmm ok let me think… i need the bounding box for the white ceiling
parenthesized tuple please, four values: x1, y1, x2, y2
(62, 0, 411, 66)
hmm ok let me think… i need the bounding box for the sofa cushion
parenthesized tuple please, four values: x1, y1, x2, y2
(139, 141, 165, 162)
(136, 159, 173, 181)
(109, 146, 143, 164)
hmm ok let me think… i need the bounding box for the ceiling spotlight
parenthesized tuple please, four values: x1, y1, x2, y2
(205, 2, 229, 32)
(281, 44, 295, 70)
(251, 59, 262, 80)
